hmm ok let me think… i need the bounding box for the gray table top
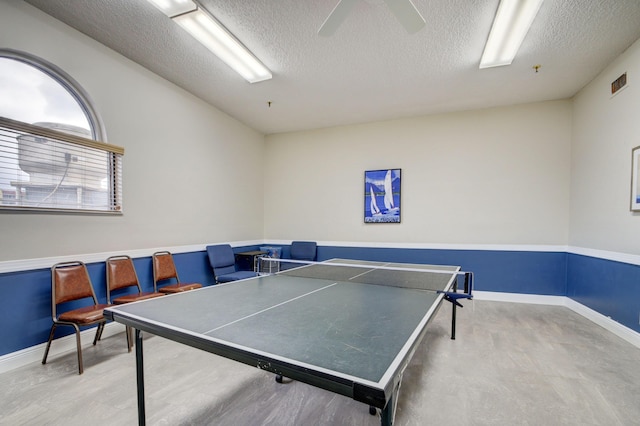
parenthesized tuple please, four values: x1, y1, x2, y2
(105, 259, 459, 407)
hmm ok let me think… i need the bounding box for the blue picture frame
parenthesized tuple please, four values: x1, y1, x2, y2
(364, 169, 401, 223)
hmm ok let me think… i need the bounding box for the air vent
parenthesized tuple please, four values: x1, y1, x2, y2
(611, 72, 627, 95)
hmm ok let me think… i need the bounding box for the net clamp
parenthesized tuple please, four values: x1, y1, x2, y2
(437, 291, 473, 308)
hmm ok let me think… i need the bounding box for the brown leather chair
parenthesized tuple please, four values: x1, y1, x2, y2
(106, 255, 165, 350)
(152, 251, 203, 293)
(42, 261, 112, 374)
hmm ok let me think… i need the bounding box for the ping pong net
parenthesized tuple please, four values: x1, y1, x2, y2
(257, 258, 472, 294)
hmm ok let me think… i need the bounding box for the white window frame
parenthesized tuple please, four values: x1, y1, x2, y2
(0, 49, 123, 214)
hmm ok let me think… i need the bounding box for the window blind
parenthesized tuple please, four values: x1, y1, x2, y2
(0, 116, 124, 213)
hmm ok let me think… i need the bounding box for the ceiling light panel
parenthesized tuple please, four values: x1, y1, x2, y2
(145, 0, 272, 83)
(145, 0, 196, 17)
(173, 9, 272, 83)
(480, 0, 544, 69)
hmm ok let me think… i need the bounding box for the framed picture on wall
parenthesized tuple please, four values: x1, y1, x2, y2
(632, 146, 640, 212)
(364, 169, 401, 223)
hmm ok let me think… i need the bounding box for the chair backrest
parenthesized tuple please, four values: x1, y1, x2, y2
(290, 241, 317, 261)
(51, 261, 98, 317)
(152, 251, 181, 289)
(206, 244, 237, 277)
(106, 255, 142, 303)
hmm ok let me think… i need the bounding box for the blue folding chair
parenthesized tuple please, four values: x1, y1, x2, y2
(290, 241, 317, 261)
(206, 244, 258, 283)
(280, 241, 317, 270)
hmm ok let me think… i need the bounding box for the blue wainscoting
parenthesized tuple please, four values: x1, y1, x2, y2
(0, 267, 53, 357)
(1, 244, 638, 358)
(567, 254, 640, 334)
(0, 250, 215, 357)
(316, 246, 568, 296)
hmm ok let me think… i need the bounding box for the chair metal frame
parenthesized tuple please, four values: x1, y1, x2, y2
(106, 255, 165, 350)
(152, 251, 202, 293)
(42, 261, 110, 374)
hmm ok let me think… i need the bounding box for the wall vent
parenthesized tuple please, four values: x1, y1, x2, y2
(611, 72, 627, 95)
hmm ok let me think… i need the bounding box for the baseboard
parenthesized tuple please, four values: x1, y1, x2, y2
(563, 298, 640, 348)
(475, 291, 640, 349)
(0, 321, 125, 374)
(473, 291, 567, 305)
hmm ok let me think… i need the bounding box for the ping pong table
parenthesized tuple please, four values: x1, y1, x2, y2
(104, 258, 472, 425)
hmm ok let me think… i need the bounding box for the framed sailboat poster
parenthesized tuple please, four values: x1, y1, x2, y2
(364, 169, 401, 223)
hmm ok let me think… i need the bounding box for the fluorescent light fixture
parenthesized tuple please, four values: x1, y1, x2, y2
(479, 0, 543, 69)
(145, 0, 272, 83)
(145, 0, 196, 17)
(173, 9, 272, 83)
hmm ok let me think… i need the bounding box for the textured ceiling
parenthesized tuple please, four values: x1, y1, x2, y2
(23, 0, 640, 135)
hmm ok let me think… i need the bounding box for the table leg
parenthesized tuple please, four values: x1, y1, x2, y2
(451, 276, 458, 340)
(379, 374, 402, 426)
(135, 329, 146, 426)
(451, 302, 457, 340)
(380, 393, 394, 426)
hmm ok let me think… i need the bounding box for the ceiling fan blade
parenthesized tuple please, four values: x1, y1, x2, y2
(318, 0, 359, 37)
(384, 0, 426, 34)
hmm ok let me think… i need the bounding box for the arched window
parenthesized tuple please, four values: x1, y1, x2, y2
(0, 49, 123, 213)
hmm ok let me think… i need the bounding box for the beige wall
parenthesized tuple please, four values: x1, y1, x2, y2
(264, 101, 572, 245)
(570, 38, 640, 255)
(4, 0, 637, 263)
(0, 1, 265, 261)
